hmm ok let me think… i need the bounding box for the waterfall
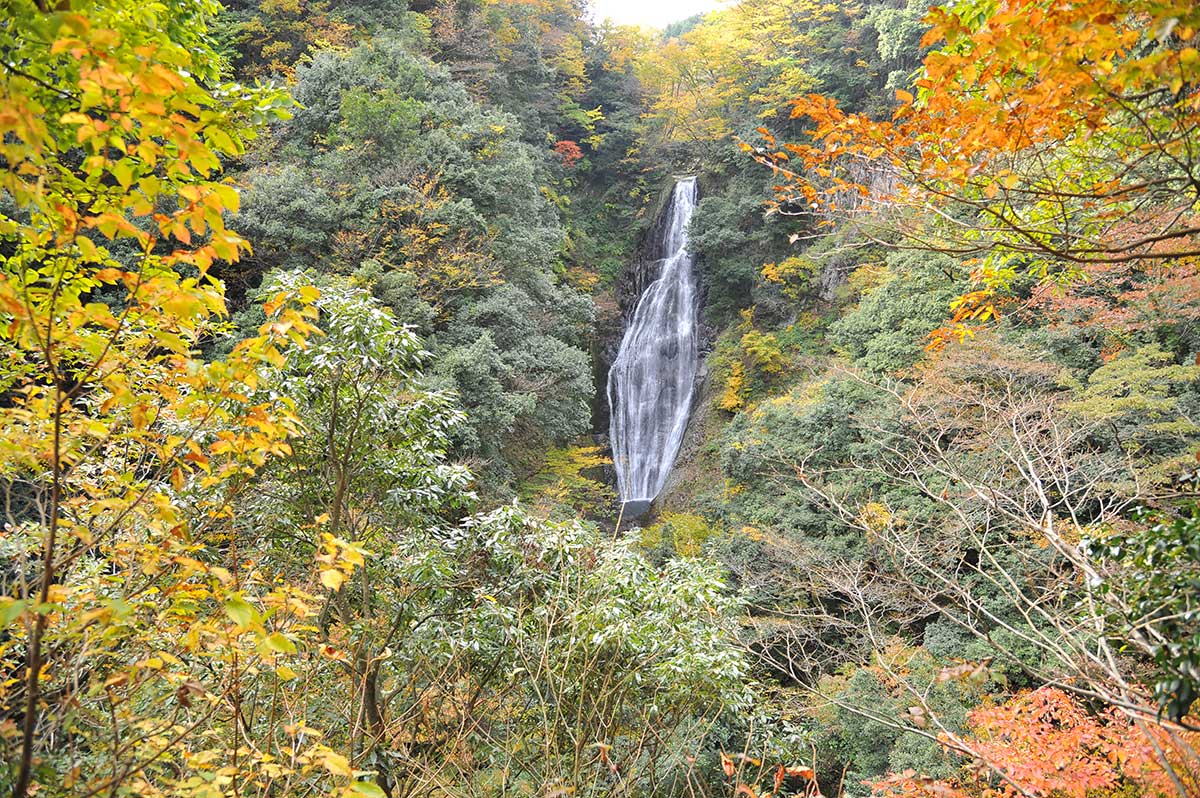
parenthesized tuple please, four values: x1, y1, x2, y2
(607, 177, 700, 511)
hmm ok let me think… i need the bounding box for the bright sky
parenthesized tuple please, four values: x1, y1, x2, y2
(588, 0, 726, 30)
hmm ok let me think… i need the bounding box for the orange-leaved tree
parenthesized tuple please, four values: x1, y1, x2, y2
(872, 687, 1200, 798)
(0, 2, 381, 796)
(748, 0, 1200, 342)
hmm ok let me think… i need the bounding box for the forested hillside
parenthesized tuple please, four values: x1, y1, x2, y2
(2, 1, 1199, 797)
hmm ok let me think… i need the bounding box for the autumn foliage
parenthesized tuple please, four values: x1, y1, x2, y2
(873, 687, 1200, 798)
(553, 138, 585, 166)
(749, 0, 1200, 342)
(6, 0, 1200, 795)
(0, 4, 337, 795)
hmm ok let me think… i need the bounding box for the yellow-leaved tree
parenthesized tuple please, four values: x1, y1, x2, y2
(636, 0, 835, 146)
(0, 2, 379, 796)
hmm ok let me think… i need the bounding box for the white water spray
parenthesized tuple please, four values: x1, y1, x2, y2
(607, 177, 700, 508)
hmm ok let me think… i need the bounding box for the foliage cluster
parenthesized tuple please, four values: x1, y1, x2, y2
(0, 2, 750, 796)
(650, 3, 1200, 794)
(215, 0, 674, 494)
(7, 0, 1200, 797)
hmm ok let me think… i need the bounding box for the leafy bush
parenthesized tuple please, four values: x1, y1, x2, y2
(237, 38, 595, 491)
(1089, 510, 1200, 721)
(639, 512, 726, 562)
(873, 687, 1200, 798)
(808, 642, 991, 794)
(829, 251, 964, 375)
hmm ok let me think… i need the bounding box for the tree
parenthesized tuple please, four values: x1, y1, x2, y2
(234, 282, 750, 792)
(1090, 510, 1200, 723)
(235, 38, 595, 491)
(873, 687, 1200, 798)
(1023, 258, 1200, 358)
(0, 2, 328, 794)
(752, 0, 1200, 339)
(1066, 344, 1200, 486)
(218, 0, 358, 80)
(829, 250, 965, 374)
(635, 0, 835, 147)
(763, 343, 1200, 793)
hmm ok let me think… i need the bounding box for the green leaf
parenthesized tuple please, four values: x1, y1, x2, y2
(0, 599, 27, 627)
(223, 595, 256, 629)
(263, 631, 297, 654)
(348, 782, 387, 798)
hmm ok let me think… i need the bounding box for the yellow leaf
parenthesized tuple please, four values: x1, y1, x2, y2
(77, 236, 99, 261)
(320, 568, 345, 591)
(323, 751, 353, 777)
(111, 158, 135, 188)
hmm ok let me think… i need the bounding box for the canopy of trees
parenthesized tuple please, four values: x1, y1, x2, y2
(3, 0, 1199, 797)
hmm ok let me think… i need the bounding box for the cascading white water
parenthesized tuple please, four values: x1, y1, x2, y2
(607, 177, 700, 510)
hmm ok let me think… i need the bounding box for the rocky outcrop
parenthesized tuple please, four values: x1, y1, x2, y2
(614, 184, 677, 318)
(817, 242, 859, 301)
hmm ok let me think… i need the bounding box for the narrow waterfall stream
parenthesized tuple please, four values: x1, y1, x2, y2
(607, 177, 700, 515)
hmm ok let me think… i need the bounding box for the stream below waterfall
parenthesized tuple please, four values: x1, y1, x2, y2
(607, 177, 700, 515)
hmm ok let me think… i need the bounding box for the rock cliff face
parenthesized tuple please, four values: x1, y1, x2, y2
(615, 187, 677, 318)
(817, 246, 857, 301)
